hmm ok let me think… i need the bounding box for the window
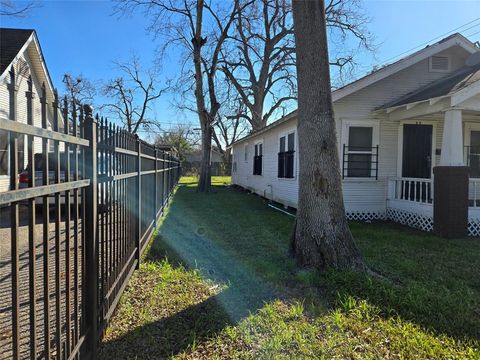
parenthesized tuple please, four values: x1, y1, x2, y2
(253, 142, 263, 175)
(0, 131, 26, 178)
(278, 132, 295, 178)
(468, 131, 480, 177)
(343, 126, 378, 178)
(244, 144, 248, 162)
(233, 161, 237, 173)
(0, 130, 8, 176)
(17, 134, 25, 171)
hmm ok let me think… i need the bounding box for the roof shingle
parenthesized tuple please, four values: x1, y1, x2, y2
(0, 28, 34, 76)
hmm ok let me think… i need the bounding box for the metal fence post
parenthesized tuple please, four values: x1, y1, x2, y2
(154, 147, 158, 227)
(136, 138, 141, 269)
(83, 105, 98, 359)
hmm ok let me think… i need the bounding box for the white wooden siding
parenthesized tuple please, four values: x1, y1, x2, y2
(232, 43, 473, 215)
(0, 49, 56, 192)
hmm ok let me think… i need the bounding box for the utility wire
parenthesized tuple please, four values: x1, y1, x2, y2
(379, 17, 480, 66)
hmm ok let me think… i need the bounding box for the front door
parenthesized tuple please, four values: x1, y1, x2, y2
(402, 124, 432, 178)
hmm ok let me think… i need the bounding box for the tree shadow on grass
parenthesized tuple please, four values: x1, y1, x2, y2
(99, 290, 233, 359)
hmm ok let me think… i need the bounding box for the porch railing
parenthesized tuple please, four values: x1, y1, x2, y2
(388, 177, 433, 204)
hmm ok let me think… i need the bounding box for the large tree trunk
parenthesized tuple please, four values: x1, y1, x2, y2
(251, 101, 265, 131)
(192, 0, 211, 192)
(292, 0, 366, 271)
(198, 123, 212, 192)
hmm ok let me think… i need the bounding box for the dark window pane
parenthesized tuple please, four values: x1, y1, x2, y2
(279, 136, 286, 152)
(470, 131, 480, 177)
(285, 151, 294, 178)
(253, 155, 262, 175)
(347, 154, 371, 177)
(288, 133, 295, 151)
(278, 152, 285, 177)
(17, 134, 25, 171)
(348, 127, 372, 151)
(259, 143, 263, 156)
(0, 130, 8, 176)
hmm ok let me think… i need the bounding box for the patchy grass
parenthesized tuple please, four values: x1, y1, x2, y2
(100, 176, 480, 359)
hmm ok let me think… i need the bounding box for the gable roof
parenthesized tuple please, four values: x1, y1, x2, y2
(232, 33, 479, 147)
(332, 33, 478, 102)
(382, 63, 480, 109)
(0, 28, 34, 76)
(0, 28, 63, 126)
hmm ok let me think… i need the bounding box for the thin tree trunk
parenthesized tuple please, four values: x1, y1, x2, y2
(292, 0, 366, 271)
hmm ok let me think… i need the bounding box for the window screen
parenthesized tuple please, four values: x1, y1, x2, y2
(345, 126, 374, 178)
(348, 127, 372, 150)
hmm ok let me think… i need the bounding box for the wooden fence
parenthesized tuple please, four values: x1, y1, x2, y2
(0, 69, 180, 360)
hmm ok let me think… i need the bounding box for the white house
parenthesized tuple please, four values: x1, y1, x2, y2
(231, 33, 480, 236)
(0, 28, 61, 192)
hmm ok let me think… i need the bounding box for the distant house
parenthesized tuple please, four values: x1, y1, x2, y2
(231, 33, 480, 236)
(0, 28, 62, 191)
(183, 147, 228, 176)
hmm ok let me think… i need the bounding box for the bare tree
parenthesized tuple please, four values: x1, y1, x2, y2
(62, 73, 96, 106)
(222, 0, 296, 131)
(0, 1, 37, 17)
(222, 0, 373, 131)
(154, 123, 200, 162)
(291, 0, 366, 271)
(102, 56, 167, 134)
(116, 0, 251, 192)
(213, 110, 249, 163)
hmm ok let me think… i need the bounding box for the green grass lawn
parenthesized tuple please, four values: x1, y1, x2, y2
(100, 176, 480, 359)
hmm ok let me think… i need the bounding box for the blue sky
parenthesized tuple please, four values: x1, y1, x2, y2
(1, 0, 480, 140)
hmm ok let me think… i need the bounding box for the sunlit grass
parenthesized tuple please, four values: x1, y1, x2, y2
(179, 176, 231, 187)
(100, 176, 480, 359)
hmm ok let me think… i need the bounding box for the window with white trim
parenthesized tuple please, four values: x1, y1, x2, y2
(278, 131, 295, 178)
(253, 142, 263, 175)
(342, 125, 378, 179)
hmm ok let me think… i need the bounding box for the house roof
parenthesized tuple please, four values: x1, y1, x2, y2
(381, 64, 480, 109)
(0, 28, 34, 75)
(332, 32, 478, 102)
(231, 33, 479, 147)
(227, 110, 298, 149)
(0, 28, 63, 126)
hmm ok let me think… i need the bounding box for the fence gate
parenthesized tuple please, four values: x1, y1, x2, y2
(0, 70, 180, 360)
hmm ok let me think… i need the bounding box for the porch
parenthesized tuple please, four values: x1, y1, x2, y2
(386, 177, 480, 236)
(378, 61, 480, 236)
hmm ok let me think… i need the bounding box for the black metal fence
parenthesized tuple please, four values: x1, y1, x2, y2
(0, 70, 180, 360)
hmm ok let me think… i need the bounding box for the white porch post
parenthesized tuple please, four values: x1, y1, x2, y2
(434, 107, 468, 238)
(439, 108, 464, 166)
